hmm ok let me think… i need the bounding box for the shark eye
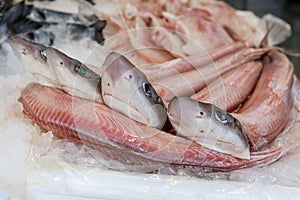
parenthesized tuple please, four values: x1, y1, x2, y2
(142, 82, 154, 97)
(40, 49, 47, 61)
(215, 109, 228, 124)
(142, 82, 164, 105)
(75, 64, 91, 78)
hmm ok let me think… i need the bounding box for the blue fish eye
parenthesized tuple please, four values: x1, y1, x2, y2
(215, 109, 228, 124)
(80, 68, 91, 78)
(75, 64, 91, 78)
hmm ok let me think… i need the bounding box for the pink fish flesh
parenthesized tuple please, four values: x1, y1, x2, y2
(19, 82, 289, 172)
(139, 42, 249, 81)
(152, 47, 272, 103)
(233, 51, 294, 150)
(191, 61, 263, 112)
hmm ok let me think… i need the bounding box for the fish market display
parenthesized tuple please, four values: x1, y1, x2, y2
(7, 0, 300, 175)
(18, 82, 289, 172)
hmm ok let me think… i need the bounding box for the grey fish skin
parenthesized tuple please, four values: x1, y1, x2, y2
(44, 47, 103, 103)
(27, 7, 106, 45)
(8, 36, 102, 102)
(167, 97, 250, 159)
(8, 36, 58, 85)
(101, 52, 167, 129)
(29, 8, 83, 25)
(0, 1, 42, 44)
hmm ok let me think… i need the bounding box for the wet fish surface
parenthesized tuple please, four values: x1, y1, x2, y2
(139, 42, 249, 81)
(191, 61, 263, 112)
(167, 96, 250, 159)
(19, 83, 287, 172)
(167, 51, 293, 153)
(8, 36, 56, 84)
(45, 46, 103, 102)
(101, 52, 167, 129)
(233, 51, 294, 150)
(8, 36, 103, 102)
(151, 46, 273, 104)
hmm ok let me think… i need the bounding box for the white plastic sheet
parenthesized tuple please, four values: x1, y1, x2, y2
(26, 164, 300, 200)
(0, 185, 9, 200)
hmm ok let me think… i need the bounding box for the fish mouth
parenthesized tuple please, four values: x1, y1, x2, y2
(167, 96, 185, 125)
(167, 110, 181, 126)
(103, 93, 151, 125)
(32, 73, 59, 87)
(61, 84, 100, 101)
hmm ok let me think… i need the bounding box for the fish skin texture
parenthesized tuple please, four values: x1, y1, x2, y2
(192, 61, 263, 112)
(233, 51, 294, 150)
(19, 83, 286, 171)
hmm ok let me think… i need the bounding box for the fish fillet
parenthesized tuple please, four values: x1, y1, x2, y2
(19, 83, 288, 171)
(192, 61, 263, 112)
(233, 51, 294, 150)
(152, 47, 272, 103)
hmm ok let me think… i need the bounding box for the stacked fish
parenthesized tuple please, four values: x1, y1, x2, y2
(7, 0, 299, 173)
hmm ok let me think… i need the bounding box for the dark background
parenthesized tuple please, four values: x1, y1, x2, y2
(224, 0, 300, 77)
